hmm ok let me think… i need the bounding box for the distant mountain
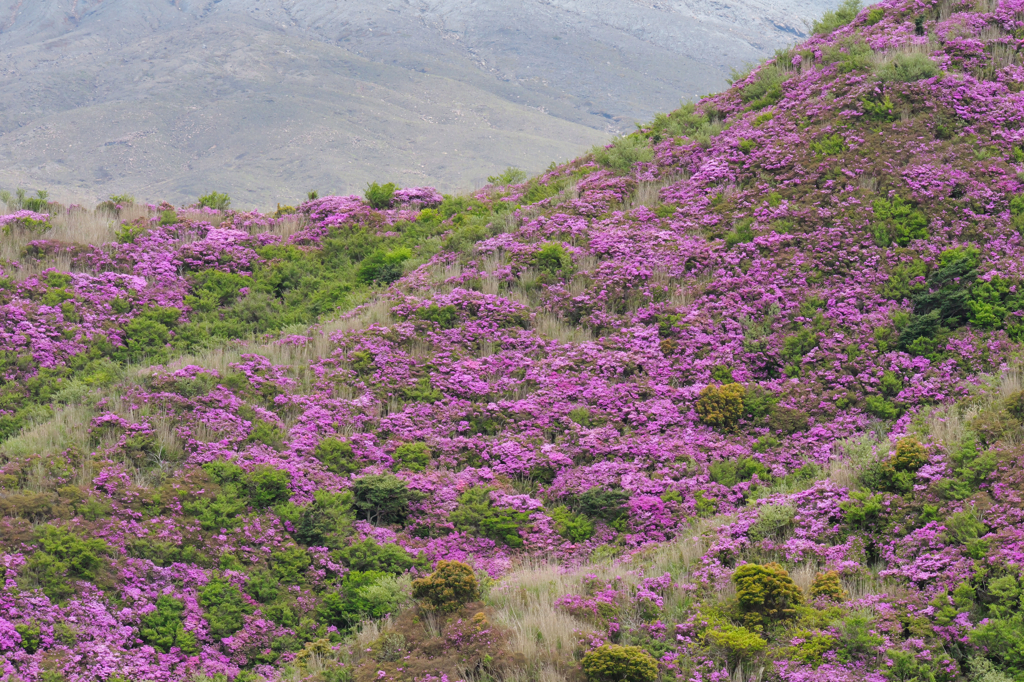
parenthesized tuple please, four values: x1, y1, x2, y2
(0, 0, 838, 206)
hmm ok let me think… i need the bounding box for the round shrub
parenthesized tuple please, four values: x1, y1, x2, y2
(809, 570, 847, 602)
(411, 560, 479, 613)
(733, 562, 803, 626)
(581, 644, 658, 682)
(696, 383, 746, 430)
(892, 436, 928, 471)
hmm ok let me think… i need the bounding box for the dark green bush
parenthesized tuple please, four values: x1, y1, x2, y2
(736, 63, 792, 111)
(199, 577, 254, 640)
(333, 537, 427, 574)
(412, 304, 459, 329)
(450, 486, 531, 547)
(270, 546, 312, 584)
(23, 525, 110, 601)
(139, 595, 199, 654)
(355, 247, 411, 285)
(411, 560, 479, 613)
(575, 487, 632, 528)
(245, 466, 292, 508)
(352, 474, 419, 526)
(549, 505, 595, 543)
(709, 457, 770, 487)
(290, 490, 354, 548)
(314, 438, 361, 474)
(581, 644, 658, 682)
(724, 218, 755, 248)
(810, 133, 848, 157)
(318, 570, 399, 630)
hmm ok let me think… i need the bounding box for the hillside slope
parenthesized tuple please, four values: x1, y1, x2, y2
(0, 0, 838, 206)
(3, 0, 1024, 681)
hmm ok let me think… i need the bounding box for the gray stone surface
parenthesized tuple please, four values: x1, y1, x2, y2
(0, 0, 838, 207)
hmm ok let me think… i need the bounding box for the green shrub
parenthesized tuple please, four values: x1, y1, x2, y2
(936, 433, 997, 500)
(705, 624, 767, 669)
(737, 62, 792, 111)
(245, 466, 292, 508)
(198, 192, 231, 210)
(748, 504, 796, 542)
(364, 182, 397, 209)
(355, 247, 411, 284)
(534, 242, 573, 274)
(734, 562, 803, 627)
(576, 487, 632, 528)
(768, 405, 810, 434)
(591, 136, 655, 172)
(412, 560, 479, 612)
(866, 7, 884, 24)
(892, 437, 928, 471)
(318, 570, 399, 629)
(199, 577, 254, 640)
(352, 474, 418, 525)
(412, 304, 459, 329)
(139, 595, 199, 654)
(581, 644, 659, 682)
(820, 37, 875, 73)
(549, 505, 596, 543)
(865, 394, 901, 419)
(642, 103, 729, 146)
(724, 218, 755, 248)
(810, 133, 848, 157)
(23, 526, 110, 601)
(709, 457, 770, 487)
(812, 0, 861, 35)
(314, 438, 361, 475)
(247, 420, 286, 449)
(270, 546, 312, 584)
(391, 442, 431, 472)
(333, 537, 427, 574)
(450, 486, 530, 547)
(487, 167, 528, 186)
(840, 491, 884, 527)
(871, 196, 929, 247)
(696, 383, 746, 430)
(877, 53, 940, 83)
(291, 490, 354, 548)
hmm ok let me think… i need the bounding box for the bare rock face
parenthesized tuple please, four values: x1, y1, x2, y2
(0, 0, 838, 206)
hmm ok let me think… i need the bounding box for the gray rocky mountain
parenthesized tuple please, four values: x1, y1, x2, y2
(0, 0, 839, 207)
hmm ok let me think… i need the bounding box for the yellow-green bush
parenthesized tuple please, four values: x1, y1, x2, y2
(581, 644, 658, 682)
(810, 570, 847, 602)
(696, 383, 747, 430)
(411, 560, 479, 613)
(733, 562, 803, 626)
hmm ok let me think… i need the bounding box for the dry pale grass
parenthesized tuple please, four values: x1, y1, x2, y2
(622, 173, 687, 213)
(487, 515, 733, 678)
(0, 404, 94, 464)
(532, 312, 593, 344)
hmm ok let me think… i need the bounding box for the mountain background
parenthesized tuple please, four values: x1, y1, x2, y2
(0, 0, 839, 207)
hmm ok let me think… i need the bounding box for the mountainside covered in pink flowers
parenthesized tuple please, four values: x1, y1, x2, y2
(2, 0, 1024, 681)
